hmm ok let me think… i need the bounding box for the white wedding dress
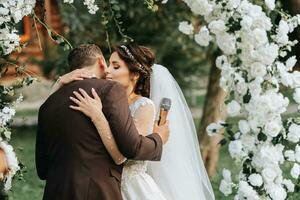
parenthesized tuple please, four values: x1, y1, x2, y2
(121, 97, 167, 200)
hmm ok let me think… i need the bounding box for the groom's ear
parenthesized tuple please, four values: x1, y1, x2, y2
(97, 56, 106, 70)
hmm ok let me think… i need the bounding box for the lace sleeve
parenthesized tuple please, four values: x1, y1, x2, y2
(91, 112, 127, 165)
(91, 98, 155, 164)
(132, 101, 155, 136)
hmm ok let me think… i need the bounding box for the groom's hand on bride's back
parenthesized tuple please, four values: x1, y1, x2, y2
(153, 121, 170, 144)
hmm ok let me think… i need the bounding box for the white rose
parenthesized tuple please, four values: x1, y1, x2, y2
(238, 181, 260, 200)
(188, 0, 213, 16)
(227, 0, 241, 9)
(222, 168, 232, 182)
(281, 72, 294, 87)
(293, 88, 300, 104)
(228, 140, 243, 158)
(291, 163, 300, 179)
(252, 43, 279, 65)
(287, 123, 300, 143)
(269, 184, 287, 200)
(194, 26, 212, 47)
(292, 71, 300, 88)
(294, 145, 300, 163)
(265, 0, 275, 10)
(240, 134, 256, 151)
(216, 33, 237, 55)
(248, 78, 263, 97)
(286, 56, 297, 71)
(216, 55, 229, 70)
(239, 120, 250, 134)
(264, 121, 281, 138)
(208, 19, 226, 34)
(0, 7, 9, 15)
(219, 179, 232, 196)
(282, 179, 295, 193)
(262, 168, 277, 184)
(253, 28, 268, 47)
(227, 100, 241, 117)
(250, 62, 267, 77)
(206, 121, 223, 136)
(235, 77, 248, 95)
(284, 150, 296, 162)
(178, 21, 194, 35)
(241, 15, 253, 30)
(248, 173, 263, 187)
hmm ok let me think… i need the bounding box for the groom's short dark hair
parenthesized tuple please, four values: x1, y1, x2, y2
(68, 44, 103, 71)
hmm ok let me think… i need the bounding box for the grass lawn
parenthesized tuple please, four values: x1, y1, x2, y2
(8, 126, 44, 200)
(6, 125, 300, 200)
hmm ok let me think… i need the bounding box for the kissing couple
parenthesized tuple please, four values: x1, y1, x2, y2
(36, 43, 215, 200)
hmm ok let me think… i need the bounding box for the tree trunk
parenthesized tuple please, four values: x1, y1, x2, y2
(198, 53, 227, 177)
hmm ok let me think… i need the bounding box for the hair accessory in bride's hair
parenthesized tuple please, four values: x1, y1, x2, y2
(120, 45, 147, 73)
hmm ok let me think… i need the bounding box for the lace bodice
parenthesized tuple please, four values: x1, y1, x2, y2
(122, 97, 155, 181)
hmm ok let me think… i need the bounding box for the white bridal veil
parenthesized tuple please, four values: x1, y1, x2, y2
(148, 64, 215, 200)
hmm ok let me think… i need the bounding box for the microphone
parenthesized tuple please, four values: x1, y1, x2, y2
(158, 98, 172, 125)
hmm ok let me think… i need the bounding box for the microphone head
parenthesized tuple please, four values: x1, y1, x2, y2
(160, 98, 172, 111)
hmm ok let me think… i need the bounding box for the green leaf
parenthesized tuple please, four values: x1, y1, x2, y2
(258, 132, 267, 142)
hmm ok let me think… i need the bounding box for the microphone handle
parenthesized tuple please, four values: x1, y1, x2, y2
(158, 109, 168, 126)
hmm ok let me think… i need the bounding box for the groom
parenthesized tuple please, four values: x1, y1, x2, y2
(36, 44, 169, 200)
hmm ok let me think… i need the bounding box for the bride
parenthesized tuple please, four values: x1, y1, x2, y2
(58, 43, 215, 200)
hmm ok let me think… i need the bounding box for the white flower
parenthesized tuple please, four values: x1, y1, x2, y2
(222, 168, 232, 182)
(194, 26, 212, 46)
(208, 20, 226, 34)
(248, 173, 263, 187)
(184, 0, 213, 16)
(286, 56, 297, 71)
(227, 100, 241, 117)
(250, 62, 267, 78)
(240, 134, 256, 152)
(287, 123, 300, 143)
(293, 88, 300, 104)
(262, 168, 277, 184)
(238, 181, 260, 200)
(241, 15, 253, 30)
(291, 163, 300, 179)
(294, 145, 300, 163)
(239, 120, 250, 134)
(178, 21, 194, 35)
(83, 0, 99, 14)
(252, 43, 279, 65)
(282, 179, 295, 193)
(265, 0, 275, 10)
(64, 0, 74, 3)
(292, 71, 300, 88)
(216, 33, 237, 55)
(227, 0, 241, 9)
(264, 121, 281, 138)
(216, 55, 231, 70)
(219, 179, 232, 196)
(228, 140, 243, 158)
(0, 7, 9, 15)
(284, 150, 295, 162)
(268, 184, 287, 200)
(206, 121, 224, 136)
(252, 28, 269, 47)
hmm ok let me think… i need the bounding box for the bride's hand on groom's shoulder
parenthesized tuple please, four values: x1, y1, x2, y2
(59, 69, 94, 86)
(153, 121, 170, 145)
(69, 88, 103, 119)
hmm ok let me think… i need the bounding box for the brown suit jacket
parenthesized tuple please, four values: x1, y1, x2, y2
(36, 78, 163, 200)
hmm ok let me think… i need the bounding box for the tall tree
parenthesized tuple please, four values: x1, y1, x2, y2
(197, 52, 226, 177)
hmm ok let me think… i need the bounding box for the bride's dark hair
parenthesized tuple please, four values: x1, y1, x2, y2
(113, 43, 155, 98)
